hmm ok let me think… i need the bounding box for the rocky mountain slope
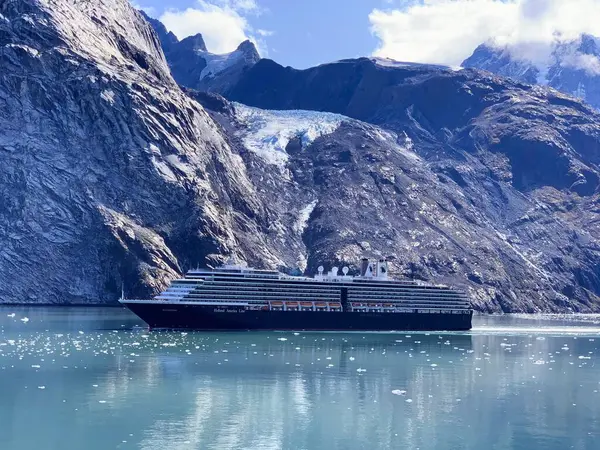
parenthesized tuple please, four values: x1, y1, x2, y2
(3, 2, 600, 312)
(195, 58, 600, 312)
(463, 34, 600, 110)
(0, 0, 307, 304)
(142, 11, 260, 94)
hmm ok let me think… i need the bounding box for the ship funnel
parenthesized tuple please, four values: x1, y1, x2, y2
(365, 261, 375, 277)
(360, 258, 369, 276)
(376, 259, 388, 278)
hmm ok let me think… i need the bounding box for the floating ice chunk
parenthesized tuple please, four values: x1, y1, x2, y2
(405, 399, 413, 403)
(578, 356, 591, 360)
(533, 360, 545, 365)
(430, 364, 438, 367)
(38, 386, 45, 390)
(31, 365, 41, 369)
(277, 338, 288, 341)
(349, 356, 355, 361)
(7, 313, 15, 318)
(98, 400, 107, 404)
(20, 317, 29, 323)
(392, 390, 407, 396)
(356, 368, 367, 372)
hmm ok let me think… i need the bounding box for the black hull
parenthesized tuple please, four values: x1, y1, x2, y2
(123, 303, 473, 331)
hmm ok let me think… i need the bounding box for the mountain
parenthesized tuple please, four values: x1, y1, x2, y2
(4, 1, 600, 313)
(0, 0, 313, 304)
(141, 11, 260, 94)
(194, 57, 600, 312)
(463, 34, 600, 110)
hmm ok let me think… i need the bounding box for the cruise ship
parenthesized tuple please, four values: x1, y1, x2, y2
(120, 258, 472, 331)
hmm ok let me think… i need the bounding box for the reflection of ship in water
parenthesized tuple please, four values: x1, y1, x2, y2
(121, 258, 472, 331)
(148, 332, 474, 378)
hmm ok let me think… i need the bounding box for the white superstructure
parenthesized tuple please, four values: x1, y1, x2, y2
(126, 258, 471, 314)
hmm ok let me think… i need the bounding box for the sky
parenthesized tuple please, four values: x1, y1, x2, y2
(133, 0, 600, 69)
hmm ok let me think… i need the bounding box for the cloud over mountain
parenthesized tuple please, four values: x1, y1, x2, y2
(369, 0, 600, 67)
(159, 0, 267, 55)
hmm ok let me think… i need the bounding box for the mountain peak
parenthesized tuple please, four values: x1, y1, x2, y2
(236, 40, 260, 60)
(179, 33, 208, 53)
(463, 33, 600, 109)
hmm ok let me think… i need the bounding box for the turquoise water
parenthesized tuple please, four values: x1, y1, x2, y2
(1, 308, 599, 450)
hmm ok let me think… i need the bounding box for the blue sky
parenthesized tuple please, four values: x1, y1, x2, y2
(136, 0, 386, 69)
(134, 0, 600, 70)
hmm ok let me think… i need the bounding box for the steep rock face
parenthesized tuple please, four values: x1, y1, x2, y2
(463, 34, 600, 110)
(205, 58, 600, 312)
(0, 0, 296, 303)
(142, 13, 260, 94)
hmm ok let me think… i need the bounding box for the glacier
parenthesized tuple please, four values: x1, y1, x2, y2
(233, 104, 345, 169)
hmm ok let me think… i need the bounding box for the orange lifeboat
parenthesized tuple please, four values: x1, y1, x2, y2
(328, 302, 342, 309)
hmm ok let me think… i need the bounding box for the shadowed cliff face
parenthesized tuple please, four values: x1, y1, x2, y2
(195, 57, 600, 312)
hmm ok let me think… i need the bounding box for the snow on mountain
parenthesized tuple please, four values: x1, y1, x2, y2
(233, 104, 345, 169)
(463, 34, 600, 109)
(200, 48, 246, 80)
(142, 14, 260, 94)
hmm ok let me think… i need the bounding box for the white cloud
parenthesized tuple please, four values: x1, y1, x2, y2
(160, 0, 267, 55)
(130, 2, 158, 17)
(369, 0, 600, 67)
(257, 29, 274, 37)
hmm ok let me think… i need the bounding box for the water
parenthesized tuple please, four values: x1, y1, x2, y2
(1, 308, 599, 450)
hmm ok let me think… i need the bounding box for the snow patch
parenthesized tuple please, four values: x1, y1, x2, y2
(294, 201, 317, 235)
(7, 44, 39, 57)
(199, 50, 243, 80)
(371, 57, 450, 71)
(233, 104, 345, 169)
(100, 89, 115, 105)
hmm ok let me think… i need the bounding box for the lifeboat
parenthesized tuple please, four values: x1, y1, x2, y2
(315, 302, 328, 309)
(300, 302, 314, 307)
(271, 301, 284, 306)
(285, 302, 299, 310)
(328, 302, 342, 309)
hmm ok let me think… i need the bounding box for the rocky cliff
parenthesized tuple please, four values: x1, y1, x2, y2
(0, 0, 297, 304)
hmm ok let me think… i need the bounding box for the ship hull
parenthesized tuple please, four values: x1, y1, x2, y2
(122, 302, 473, 331)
